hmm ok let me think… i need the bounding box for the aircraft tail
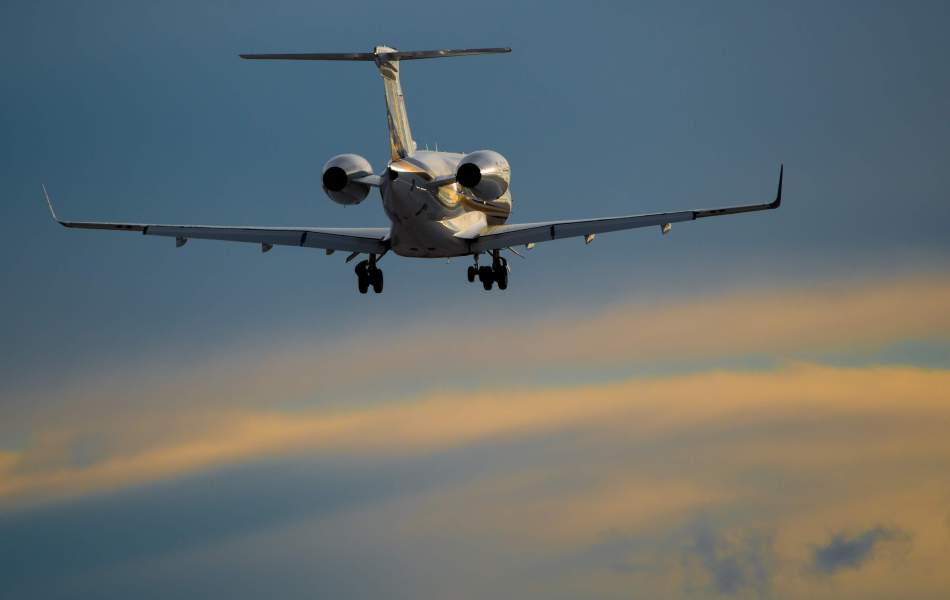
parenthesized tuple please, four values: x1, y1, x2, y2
(240, 46, 511, 160)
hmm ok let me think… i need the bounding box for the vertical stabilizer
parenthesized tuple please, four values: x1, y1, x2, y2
(374, 46, 416, 160)
(239, 46, 510, 161)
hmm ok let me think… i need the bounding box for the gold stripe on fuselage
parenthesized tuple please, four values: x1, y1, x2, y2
(389, 157, 433, 179)
(436, 183, 510, 219)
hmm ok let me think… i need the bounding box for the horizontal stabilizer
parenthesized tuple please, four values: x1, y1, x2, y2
(240, 47, 511, 62)
(240, 52, 376, 61)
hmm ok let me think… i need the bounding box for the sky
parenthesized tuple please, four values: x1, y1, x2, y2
(2, 1, 950, 598)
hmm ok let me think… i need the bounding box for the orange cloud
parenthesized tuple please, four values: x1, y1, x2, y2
(3, 364, 950, 511)
(7, 357, 950, 600)
(4, 272, 950, 600)
(8, 274, 950, 439)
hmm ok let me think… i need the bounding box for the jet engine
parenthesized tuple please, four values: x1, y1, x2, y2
(322, 154, 374, 205)
(455, 150, 510, 201)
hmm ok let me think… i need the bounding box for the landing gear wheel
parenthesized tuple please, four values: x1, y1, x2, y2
(371, 268, 384, 293)
(492, 256, 509, 290)
(478, 266, 494, 291)
(355, 260, 369, 294)
(467, 265, 477, 283)
(495, 266, 508, 290)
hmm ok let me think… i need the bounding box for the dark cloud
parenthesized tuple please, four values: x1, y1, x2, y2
(583, 519, 776, 597)
(685, 520, 774, 598)
(811, 527, 900, 574)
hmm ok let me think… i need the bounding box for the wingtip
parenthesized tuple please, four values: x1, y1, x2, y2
(42, 183, 61, 222)
(771, 163, 783, 209)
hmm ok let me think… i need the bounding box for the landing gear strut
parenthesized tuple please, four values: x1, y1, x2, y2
(468, 251, 508, 291)
(355, 254, 383, 294)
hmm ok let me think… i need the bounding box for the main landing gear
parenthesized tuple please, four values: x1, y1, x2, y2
(467, 251, 508, 291)
(355, 254, 383, 294)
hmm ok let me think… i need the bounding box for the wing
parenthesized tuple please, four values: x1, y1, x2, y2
(43, 187, 389, 254)
(471, 165, 783, 252)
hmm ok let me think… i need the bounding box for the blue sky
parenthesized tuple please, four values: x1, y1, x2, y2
(2, 1, 950, 598)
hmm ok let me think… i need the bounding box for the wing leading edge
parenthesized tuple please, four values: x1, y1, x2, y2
(42, 186, 389, 254)
(471, 165, 783, 252)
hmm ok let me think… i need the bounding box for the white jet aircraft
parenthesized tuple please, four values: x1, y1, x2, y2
(45, 46, 782, 293)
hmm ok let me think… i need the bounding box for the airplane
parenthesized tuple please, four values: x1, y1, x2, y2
(44, 45, 782, 294)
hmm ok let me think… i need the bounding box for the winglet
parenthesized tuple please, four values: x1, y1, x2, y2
(770, 164, 783, 209)
(42, 184, 63, 224)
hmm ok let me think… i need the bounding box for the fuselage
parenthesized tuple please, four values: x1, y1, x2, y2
(381, 150, 512, 257)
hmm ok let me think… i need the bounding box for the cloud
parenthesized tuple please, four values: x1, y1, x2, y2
(686, 521, 774, 597)
(812, 527, 900, 574)
(4, 275, 950, 598)
(3, 363, 950, 509)
(3, 359, 950, 598)
(0, 362, 946, 509)
(6, 274, 950, 438)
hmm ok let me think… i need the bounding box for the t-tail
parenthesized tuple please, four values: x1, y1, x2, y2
(240, 46, 511, 161)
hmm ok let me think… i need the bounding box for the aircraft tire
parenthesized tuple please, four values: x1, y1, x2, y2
(496, 270, 508, 290)
(371, 269, 384, 293)
(492, 261, 508, 290)
(356, 261, 369, 294)
(478, 266, 494, 290)
(467, 265, 477, 282)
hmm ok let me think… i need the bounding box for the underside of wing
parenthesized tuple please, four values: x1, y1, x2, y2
(43, 187, 388, 254)
(470, 212, 692, 252)
(141, 224, 389, 254)
(471, 165, 783, 252)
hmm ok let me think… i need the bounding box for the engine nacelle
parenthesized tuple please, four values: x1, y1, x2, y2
(322, 154, 374, 205)
(456, 150, 510, 201)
